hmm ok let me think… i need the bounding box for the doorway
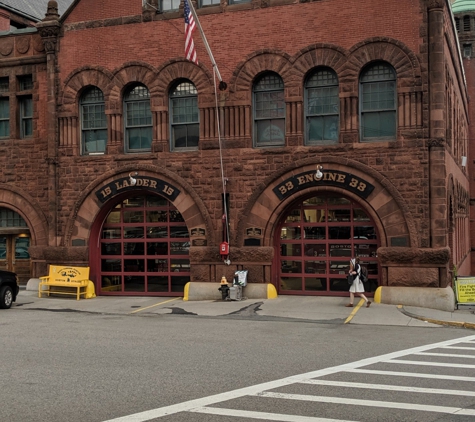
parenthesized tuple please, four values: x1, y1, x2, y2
(275, 193, 380, 295)
(0, 234, 30, 284)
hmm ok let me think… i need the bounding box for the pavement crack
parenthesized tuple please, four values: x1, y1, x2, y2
(227, 301, 263, 316)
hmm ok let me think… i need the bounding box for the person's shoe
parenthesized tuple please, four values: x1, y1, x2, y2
(345, 303, 353, 307)
(366, 301, 371, 308)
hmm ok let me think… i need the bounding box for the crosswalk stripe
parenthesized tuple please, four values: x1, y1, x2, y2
(190, 407, 357, 422)
(384, 359, 475, 368)
(254, 392, 475, 416)
(441, 345, 475, 350)
(300, 379, 475, 396)
(348, 368, 475, 381)
(415, 352, 475, 359)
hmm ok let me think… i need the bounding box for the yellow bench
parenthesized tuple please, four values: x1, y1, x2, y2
(39, 266, 95, 300)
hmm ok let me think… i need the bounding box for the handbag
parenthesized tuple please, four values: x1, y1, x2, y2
(347, 274, 355, 285)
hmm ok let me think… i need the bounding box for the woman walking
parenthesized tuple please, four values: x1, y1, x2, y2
(346, 258, 371, 308)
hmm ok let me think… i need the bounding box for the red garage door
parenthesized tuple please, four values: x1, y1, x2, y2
(276, 194, 380, 295)
(98, 194, 190, 295)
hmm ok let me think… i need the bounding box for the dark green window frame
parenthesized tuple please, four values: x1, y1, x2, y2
(253, 72, 285, 147)
(124, 85, 152, 153)
(19, 96, 32, 138)
(305, 68, 339, 145)
(359, 62, 397, 141)
(81, 87, 107, 155)
(170, 80, 199, 151)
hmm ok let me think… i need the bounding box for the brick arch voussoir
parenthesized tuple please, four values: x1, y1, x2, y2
(236, 156, 419, 247)
(64, 164, 214, 247)
(0, 185, 48, 246)
(112, 62, 158, 91)
(229, 50, 293, 93)
(292, 44, 348, 81)
(346, 37, 422, 81)
(60, 66, 114, 110)
(155, 60, 213, 97)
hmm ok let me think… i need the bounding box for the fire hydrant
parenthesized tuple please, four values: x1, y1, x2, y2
(218, 276, 230, 300)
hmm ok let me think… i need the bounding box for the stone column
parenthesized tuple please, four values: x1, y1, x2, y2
(37, 1, 61, 247)
(427, 1, 447, 248)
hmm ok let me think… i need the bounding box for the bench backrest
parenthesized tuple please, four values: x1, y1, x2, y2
(46, 265, 90, 283)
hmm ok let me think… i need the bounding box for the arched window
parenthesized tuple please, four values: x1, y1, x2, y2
(253, 72, 285, 147)
(80, 87, 107, 155)
(359, 62, 397, 141)
(305, 68, 339, 145)
(170, 80, 199, 150)
(124, 84, 152, 153)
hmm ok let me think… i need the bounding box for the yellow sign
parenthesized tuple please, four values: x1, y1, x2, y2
(455, 277, 475, 303)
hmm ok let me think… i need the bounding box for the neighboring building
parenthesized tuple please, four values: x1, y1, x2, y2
(0, 0, 470, 298)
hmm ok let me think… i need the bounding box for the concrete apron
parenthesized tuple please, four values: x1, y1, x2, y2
(374, 285, 455, 312)
(184, 282, 278, 301)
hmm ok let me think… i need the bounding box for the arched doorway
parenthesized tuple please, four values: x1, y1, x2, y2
(274, 193, 380, 295)
(92, 194, 190, 296)
(0, 208, 30, 284)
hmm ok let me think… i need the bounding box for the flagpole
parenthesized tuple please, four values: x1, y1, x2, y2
(186, 0, 226, 90)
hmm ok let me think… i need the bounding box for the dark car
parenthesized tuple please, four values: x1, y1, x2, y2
(0, 269, 19, 309)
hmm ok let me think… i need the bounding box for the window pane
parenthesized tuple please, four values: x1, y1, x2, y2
(81, 88, 107, 154)
(360, 63, 396, 139)
(125, 85, 152, 152)
(161, 0, 180, 10)
(170, 81, 199, 150)
(256, 119, 285, 146)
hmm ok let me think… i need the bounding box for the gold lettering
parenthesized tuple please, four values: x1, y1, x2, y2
(279, 185, 287, 195)
(100, 186, 112, 199)
(337, 174, 346, 183)
(305, 174, 314, 183)
(142, 179, 150, 187)
(115, 181, 125, 190)
(357, 182, 367, 192)
(163, 185, 174, 196)
(349, 178, 358, 188)
(327, 173, 337, 182)
(297, 176, 306, 185)
(286, 181, 294, 191)
(149, 180, 157, 189)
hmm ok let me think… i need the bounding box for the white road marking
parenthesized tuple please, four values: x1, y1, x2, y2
(300, 379, 475, 396)
(102, 334, 475, 422)
(190, 407, 357, 421)
(348, 368, 475, 382)
(384, 359, 475, 368)
(414, 351, 475, 359)
(441, 345, 475, 350)
(254, 392, 475, 416)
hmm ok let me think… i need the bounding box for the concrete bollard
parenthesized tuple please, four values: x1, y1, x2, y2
(374, 285, 455, 312)
(183, 282, 278, 301)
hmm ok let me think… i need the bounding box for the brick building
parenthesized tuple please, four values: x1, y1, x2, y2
(0, 0, 470, 297)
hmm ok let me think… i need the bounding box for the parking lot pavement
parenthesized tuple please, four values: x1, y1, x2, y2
(12, 289, 475, 329)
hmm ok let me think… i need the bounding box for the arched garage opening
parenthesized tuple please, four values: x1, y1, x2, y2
(274, 192, 380, 295)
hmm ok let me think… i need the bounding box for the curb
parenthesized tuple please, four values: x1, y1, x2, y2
(398, 305, 475, 330)
(183, 282, 278, 301)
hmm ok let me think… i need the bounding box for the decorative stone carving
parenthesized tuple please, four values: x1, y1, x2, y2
(16, 37, 30, 55)
(0, 39, 13, 56)
(43, 1, 60, 21)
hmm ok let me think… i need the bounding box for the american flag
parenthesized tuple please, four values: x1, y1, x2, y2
(184, 0, 198, 64)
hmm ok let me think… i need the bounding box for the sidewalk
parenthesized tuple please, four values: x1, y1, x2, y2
(11, 289, 475, 329)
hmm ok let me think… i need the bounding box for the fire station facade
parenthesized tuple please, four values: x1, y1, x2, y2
(0, 0, 470, 297)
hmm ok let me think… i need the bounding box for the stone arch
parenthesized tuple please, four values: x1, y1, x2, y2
(346, 37, 423, 89)
(59, 66, 114, 114)
(63, 164, 214, 247)
(292, 43, 348, 84)
(236, 156, 419, 249)
(110, 62, 159, 110)
(229, 49, 294, 94)
(0, 185, 48, 246)
(154, 58, 214, 101)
